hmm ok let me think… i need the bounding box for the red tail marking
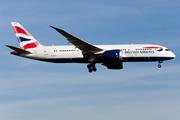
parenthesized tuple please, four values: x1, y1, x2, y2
(21, 41, 39, 50)
(14, 51, 21, 55)
(13, 26, 31, 37)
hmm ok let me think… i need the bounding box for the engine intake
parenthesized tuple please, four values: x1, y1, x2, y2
(104, 50, 122, 61)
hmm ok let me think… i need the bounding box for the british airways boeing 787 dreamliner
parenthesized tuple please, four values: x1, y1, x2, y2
(6, 22, 175, 72)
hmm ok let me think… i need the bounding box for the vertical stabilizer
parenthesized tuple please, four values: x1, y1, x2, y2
(11, 22, 43, 49)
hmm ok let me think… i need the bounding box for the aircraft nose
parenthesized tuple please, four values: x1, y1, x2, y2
(171, 52, 176, 58)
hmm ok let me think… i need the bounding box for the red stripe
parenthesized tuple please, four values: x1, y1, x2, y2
(143, 47, 163, 49)
(13, 26, 31, 36)
(14, 51, 21, 55)
(21, 41, 39, 50)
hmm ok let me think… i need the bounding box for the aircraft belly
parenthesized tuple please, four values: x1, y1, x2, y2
(36, 51, 85, 63)
(37, 57, 85, 63)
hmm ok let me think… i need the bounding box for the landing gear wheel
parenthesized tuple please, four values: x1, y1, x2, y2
(93, 67, 97, 72)
(89, 69, 93, 73)
(158, 60, 163, 68)
(158, 64, 161, 68)
(87, 63, 97, 73)
(87, 64, 91, 69)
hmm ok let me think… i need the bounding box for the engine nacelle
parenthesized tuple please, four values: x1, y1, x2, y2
(102, 62, 123, 69)
(104, 50, 122, 61)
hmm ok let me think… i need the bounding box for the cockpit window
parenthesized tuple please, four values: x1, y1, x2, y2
(165, 49, 170, 51)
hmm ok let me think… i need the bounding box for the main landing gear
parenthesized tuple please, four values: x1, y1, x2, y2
(158, 60, 163, 68)
(87, 63, 97, 73)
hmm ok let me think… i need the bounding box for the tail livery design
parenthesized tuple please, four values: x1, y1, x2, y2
(11, 22, 42, 50)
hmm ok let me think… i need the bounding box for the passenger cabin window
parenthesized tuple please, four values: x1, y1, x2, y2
(59, 50, 76, 52)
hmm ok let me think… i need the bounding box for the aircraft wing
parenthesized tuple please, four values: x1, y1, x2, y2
(49, 26, 103, 55)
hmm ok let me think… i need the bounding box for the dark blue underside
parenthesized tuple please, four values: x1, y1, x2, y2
(37, 57, 174, 63)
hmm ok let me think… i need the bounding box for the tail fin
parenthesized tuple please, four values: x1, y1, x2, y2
(11, 22, 43, 50)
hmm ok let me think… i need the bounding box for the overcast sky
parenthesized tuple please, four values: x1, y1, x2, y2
(0, 0, 180, 120)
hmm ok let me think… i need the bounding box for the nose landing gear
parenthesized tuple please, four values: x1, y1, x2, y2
(158, 64, 161, 68)
(158, 60, 163, 68)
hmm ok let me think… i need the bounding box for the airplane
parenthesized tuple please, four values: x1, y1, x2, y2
(6, 22, 176, 73)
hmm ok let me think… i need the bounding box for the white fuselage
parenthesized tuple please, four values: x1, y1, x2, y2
(20, 44, 175, 63)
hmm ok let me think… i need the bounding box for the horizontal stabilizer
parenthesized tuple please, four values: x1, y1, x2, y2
(6, 45, 31, 54)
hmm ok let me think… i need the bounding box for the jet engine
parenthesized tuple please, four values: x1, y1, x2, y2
(103, 50, 122, 61)
(102, 62, 123, 69)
